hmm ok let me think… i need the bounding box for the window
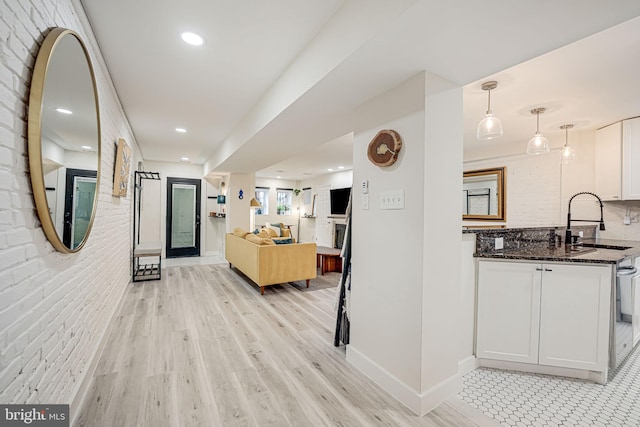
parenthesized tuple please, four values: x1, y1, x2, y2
(276, 189, 293, 216)
(255, 188, 269, 215)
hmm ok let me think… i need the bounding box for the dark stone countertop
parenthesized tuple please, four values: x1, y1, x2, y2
(474, 238, 640, 265)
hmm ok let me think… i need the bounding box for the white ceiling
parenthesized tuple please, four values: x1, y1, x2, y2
(80, 0, 640, 180)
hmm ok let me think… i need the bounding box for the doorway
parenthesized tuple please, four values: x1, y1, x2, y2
(166, 177, 201, 258)
(63, 168, 97, 249)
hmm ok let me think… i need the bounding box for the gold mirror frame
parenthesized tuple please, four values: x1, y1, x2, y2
(28, 28, 101, 253)
(463, 167, 506, 221)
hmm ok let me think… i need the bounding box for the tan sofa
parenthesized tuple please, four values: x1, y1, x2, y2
(225, 230, 317, 295)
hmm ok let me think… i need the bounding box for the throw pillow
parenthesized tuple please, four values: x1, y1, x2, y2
(258, 229, 270, 239)
(281, 228, 291, 238)
(272, 237, 293, 245)
(252, 228, 260, 234)
(263, 227, 278, 238)
(266, 224, 281, 237)
(233, 227, 249, 238)
(263, 238, 276, 246)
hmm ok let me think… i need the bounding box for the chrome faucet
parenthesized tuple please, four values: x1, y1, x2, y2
(565, 191, 605, 246)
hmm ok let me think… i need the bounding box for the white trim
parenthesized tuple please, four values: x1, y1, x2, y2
(478, 358, 608, 384)
(70, 279, 129, 426)
(346, 345, 461, 416)
(458, 355, 478, 376)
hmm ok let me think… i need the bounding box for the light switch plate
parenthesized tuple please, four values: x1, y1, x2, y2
(380, 190, 404, 210)
(495, 237, 504, 250)
(361, 194, 369, 210)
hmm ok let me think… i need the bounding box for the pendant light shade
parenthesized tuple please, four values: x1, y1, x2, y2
(526, 108, 550, 154)
(560, 124, 576, 163)
(476, 81, 503, 140)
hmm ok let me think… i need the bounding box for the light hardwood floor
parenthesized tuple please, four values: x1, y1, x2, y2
(75, 264, 496, 427)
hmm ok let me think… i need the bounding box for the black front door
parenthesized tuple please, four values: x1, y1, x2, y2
(166, 177, 201, 258)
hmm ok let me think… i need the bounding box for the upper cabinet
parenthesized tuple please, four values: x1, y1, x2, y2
(595, 117, 640, 201)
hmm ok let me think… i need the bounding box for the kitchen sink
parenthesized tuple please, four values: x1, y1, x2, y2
(580, 243, 632, 250)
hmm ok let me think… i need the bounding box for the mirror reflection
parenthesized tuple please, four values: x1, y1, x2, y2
(28, 28, 101, 252)
(463, 167, 506, 221)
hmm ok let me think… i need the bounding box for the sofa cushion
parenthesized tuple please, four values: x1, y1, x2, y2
(266, 223, 281, 237)
(258, 229, 270, 239)
(264, 227, 279, 238)
(233, 227, 249, 238)
(245, 233, 276, 245)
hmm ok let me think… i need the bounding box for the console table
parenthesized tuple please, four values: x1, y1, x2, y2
(316, 246, 342, 275)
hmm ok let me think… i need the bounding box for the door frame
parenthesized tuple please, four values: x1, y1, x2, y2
(166, 177, 201, 258)
(63, 168, 97, 248)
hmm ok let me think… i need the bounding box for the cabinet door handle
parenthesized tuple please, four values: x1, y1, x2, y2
(544, 268, 553, 272)
(536, 268, 543, 271)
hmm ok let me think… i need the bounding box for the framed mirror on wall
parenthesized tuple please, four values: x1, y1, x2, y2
(28, 28, 101, 253)
(463, 167, 506, 221)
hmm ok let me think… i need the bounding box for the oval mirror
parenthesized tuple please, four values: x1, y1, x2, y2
(28, 28, 101, 253)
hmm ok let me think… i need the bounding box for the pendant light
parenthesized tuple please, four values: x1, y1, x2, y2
(560, 124, 576, 163)
(526, 107, 550, 154)
(476, 81, 504, 140)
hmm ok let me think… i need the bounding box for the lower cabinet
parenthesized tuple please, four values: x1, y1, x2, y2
(477, 260, 612, 372)
(633, 258, 640, 347)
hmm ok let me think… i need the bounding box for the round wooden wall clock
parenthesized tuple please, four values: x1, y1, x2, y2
(367, 129, 402, 167)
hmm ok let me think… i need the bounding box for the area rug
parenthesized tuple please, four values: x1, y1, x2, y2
(289, 270, 341, 292)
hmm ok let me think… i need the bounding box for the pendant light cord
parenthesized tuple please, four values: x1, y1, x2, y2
(486, 88, 492, 114)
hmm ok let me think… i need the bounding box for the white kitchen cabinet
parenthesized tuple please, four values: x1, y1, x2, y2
(477, 260, 612, 372)
(595, 121, 622, 200)
(633, 274, 640, 348)
(622, 117, 640, 199)
(476, 261, 541, 363)
(538, 264, 611, 371)
(594, 117, 640, 201)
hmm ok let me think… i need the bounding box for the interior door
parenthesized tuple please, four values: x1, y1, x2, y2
(166, 177, 201, 258)
(63, 168, 97, 249)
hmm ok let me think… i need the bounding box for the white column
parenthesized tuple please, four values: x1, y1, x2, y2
(348, 72, 462, 415)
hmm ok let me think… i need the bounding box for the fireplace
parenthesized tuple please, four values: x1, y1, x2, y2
(334, 223, 346, 249)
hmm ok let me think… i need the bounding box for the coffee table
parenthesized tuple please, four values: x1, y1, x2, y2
(316, 246, 342, 275)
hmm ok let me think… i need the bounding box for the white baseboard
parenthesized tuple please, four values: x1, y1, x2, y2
(346, 345, 461, 416)
(70, 279, 129, 426)
(204, 250, 220, 257)
(478, 358, 607, 384)
(458, 355, 478, 376)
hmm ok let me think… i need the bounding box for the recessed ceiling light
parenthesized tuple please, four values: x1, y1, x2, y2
(81, 145, 92, 151)
(338, 166, 345, 169)
(175, 128, 187, 133)
(276, 170, 285, 173)
(327, 168, 334, 172)
(180, 157, 190, 162)
(56, 108, 72, 114)
(181, 32, 204, 46)
(276, 176, 281, 179)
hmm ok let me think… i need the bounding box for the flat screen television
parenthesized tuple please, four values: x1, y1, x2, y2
(330, 187, 351, 215)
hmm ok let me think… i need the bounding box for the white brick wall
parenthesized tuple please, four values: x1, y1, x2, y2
(0, 0, 137, 410)
(465, 130, 640, 240)
(464, 152, 562, 228)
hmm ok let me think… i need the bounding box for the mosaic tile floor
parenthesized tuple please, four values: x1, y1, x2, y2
(459, 345, 640, 427)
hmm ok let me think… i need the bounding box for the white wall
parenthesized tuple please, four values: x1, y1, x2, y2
(298, 170, 353, 243)
(141, 161, 207, 257)
(0, 0, 139, 414)
(348, 72, 462, 415)
(254, 177, 299, 226)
